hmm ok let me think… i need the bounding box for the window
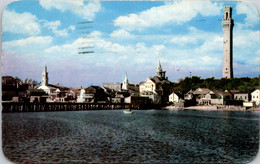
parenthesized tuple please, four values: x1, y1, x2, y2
(226, 12, 228, 19)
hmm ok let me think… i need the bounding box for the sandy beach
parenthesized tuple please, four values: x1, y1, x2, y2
(164, 105, 260, 111)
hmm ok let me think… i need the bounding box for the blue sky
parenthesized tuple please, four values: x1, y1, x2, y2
(2, 0, 260, 87)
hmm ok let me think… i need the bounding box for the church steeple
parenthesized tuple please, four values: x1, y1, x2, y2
(122, 72, 129, 90)
(156, 60, 166, 79)
(42, 65, 48, 85)
(157, 60, 162, 73)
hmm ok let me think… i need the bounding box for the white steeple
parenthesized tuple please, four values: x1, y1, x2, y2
(42, 65, 48, 85)
(122, 72, 129, 90)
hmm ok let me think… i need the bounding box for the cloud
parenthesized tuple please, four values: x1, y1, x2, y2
(236, 2, 259, 28)
(233, 29, 260, 65)
(113, 1, 222, 31)
(39, 0, 101, 20)
(110, 29, 135, 38)
(170, 36, 198, 46)
(2, 9, 41, 35)
(170, 27, 223, 53)
(201, 56, 221, 65)
(68, 25, 75, 31)
(43, 20, 70, 37)
(3, 36, 53, 52)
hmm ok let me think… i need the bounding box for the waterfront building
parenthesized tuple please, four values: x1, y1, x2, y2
(193, 88, 212, 105)
(251, 89, 260, 106)
(66, 88, 82, 102)
(234, 93, 250, 102)
(169, 92, 181, 104)
(2, 76, 30, 102)
(207, 90, 232, 105)
(37, 65, 69, 102)
(184, 90, 194, 100)
(139, 60, 173, 104)
(124, 96, 150, 108)
(76, 86, 110, 103)
(27, 89, 48, 103)
(222, 6, 234, 78)
(112, 91, 130, 103)
(224, 89, 240, 99)
(102, 82, 122, 92)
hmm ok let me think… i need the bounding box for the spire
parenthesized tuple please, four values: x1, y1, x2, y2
(156, 60, 166, 79)
(157, 60, 162, 72)
(122, 72, 129, 90)
(42, 65, 48, 85)
(156, 60, 162, 78)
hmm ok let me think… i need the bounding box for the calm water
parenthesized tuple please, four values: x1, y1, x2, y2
(2, 110, 260, 163)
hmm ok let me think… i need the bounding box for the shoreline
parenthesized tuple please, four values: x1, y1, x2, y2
(163, 105, 260, 111)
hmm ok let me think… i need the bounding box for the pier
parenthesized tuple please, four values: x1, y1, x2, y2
(2, 102, 133, 113)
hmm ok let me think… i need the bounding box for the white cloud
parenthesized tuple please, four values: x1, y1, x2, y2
(43, 20, 69, 37)
(236, 2, 259, 28)
(68, 25, 75, 31)
(170, 36, 198, 46)
(110, 29, 135, 38)
(39, 0, 101, 20)
(3, 36, 53, 51)
(170, 27, 222, 53)
(233, 30, 259, 48)
(196, 35, 223, 53)
(233, 29, 260, 64)
(201, 56, 221, 65)
(114, 1, 222, 31)
(3, 9, 41, 35)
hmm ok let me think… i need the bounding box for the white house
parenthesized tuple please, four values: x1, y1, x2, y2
(251, 89, 260, 105)
(169, 92, 180, 104)
(139, 78, 157, 95)
(234, 93, 249, 102)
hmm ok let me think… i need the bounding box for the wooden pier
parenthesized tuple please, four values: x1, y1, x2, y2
(2, 102, 132, 113)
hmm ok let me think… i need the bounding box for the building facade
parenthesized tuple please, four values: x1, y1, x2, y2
(251, 89, 260, 106)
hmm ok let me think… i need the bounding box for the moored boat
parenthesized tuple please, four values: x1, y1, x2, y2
(123, 109, 133, 114)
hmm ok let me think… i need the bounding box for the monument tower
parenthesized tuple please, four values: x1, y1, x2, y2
(222, 6, 234, 78)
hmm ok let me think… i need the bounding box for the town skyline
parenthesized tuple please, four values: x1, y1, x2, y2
(2, 0, 260, 88)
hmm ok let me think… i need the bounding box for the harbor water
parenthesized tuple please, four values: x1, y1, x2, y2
(2, 110, 260, 163)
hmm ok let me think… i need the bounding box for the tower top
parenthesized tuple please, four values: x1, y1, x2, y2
(157, 60, 162, 72)
(223, 6, 233, 21)
(122, 72, 129, 90)
(42, 65, 48, 85)
(156, 60, 166, 79)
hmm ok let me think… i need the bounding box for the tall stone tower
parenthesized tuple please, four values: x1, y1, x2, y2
(42, 65, 48, 85)
(222, 6, 234, 78)
(122, 72, 129, 90)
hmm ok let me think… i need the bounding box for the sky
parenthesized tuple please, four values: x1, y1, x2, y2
(1, 0, 260, 88)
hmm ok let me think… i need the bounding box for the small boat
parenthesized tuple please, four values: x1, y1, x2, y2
(123, 109, 133, 114)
